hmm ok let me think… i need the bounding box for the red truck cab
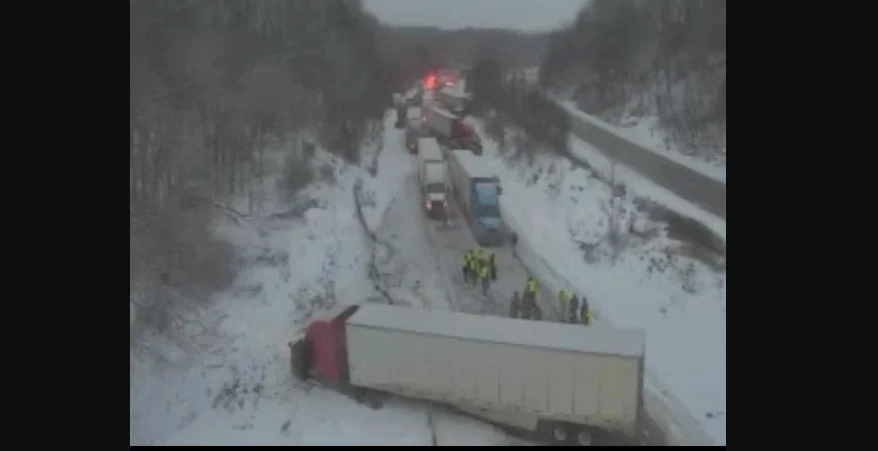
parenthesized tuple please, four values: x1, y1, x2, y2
(450, 121, 483, 155)
(289, 304, 359, 382)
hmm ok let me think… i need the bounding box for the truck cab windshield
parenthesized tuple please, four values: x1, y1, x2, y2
(426, 182, 445, 194)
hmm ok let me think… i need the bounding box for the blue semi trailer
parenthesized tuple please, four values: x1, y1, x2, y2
(447, 149, 505, 246)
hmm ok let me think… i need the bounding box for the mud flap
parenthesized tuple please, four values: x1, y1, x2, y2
(347, 386, 386, 410)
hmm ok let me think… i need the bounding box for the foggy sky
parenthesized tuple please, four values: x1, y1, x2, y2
(361, 0, 588, 32)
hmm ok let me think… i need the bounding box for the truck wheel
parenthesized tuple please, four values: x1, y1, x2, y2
(289, 340, 309, 380)
(574, 428, 593, 446)
(550, 423, 570, 445)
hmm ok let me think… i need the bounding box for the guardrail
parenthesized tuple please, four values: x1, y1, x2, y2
(557, 102, 726, 220)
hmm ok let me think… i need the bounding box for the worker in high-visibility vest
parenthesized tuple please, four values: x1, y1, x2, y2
(479, 262, 490, 295)
(569, 294, 580, 323)
(467, 253, 480, 286)
(523, 277, 539, 306)
(557, 289, 571, 318)
(580, 295, 592, 325)
(461, 252, 472, 284)
(474, 246, 486, 263)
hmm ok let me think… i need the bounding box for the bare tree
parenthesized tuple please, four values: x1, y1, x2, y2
(130, 0, 392, 345)
(539, 0, 726, 155)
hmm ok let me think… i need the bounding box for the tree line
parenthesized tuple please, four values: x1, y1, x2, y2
(467, 56, 570, 160)
(130, 0, 392, 334)
(539, 0, 725, 153)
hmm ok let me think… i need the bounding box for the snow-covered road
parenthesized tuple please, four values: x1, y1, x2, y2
(371, 128, 660, 446)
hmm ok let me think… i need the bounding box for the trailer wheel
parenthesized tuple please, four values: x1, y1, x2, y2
(550, 423, 570, 444)
(574, 428, 593, 446)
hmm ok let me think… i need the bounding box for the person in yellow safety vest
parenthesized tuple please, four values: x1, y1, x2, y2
(580, 295, 591, 325)
(557, 289, 571, 318)
(525, 277, 539, 296)
(467, 253, 480, 286)
(479, 263, 490, 295)
(523, 277, 539, 306)
(461, 252, 472, 284)
(474, 246, 486, 261)
(489, 253, 498, 280)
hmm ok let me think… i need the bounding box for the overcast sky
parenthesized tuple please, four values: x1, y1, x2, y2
(361, 0, 588, 32)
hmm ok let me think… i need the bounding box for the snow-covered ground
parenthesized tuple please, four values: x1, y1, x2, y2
(514, 66, 725, 181)
(556, 99, 726, 184)
(131, 104, 725, 445)
(463, 123, 726, 444)
(568, 134, 726, 246)
(129, 113, 525, 446)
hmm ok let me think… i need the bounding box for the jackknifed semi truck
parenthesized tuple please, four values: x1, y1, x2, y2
(424, 104, 482, 155)
(289, 303, 646, 446)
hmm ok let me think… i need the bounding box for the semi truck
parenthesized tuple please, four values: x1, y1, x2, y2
(395, 103, 409, 129)
(289, 303, 646, 446)
(436, 86, 471, 116)
(424, 104, 482, 155)
(447, 149, 505, 246)
(417, 138, 449, 218)
(405, 118, 427, 153)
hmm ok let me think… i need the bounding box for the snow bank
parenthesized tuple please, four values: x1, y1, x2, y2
(569, 135, 726, 245)
(358, 113, 416, 231)
(471, 131, 725, 445)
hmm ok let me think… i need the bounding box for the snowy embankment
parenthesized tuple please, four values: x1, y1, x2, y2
(130, 115, 393, 445)
(467, 123, 726, 445)
(569, 134, 726, 247)
(130, 113, 527, 445)
(556, 99, 726, 183)
(130, 147, 390, 445)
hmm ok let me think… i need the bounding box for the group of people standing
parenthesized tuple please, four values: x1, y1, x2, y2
(460, 246, 591, 326)
(461, 246, 497, 295)
(556, 288, 591, 325)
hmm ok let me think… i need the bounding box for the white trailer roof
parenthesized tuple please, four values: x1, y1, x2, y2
(427, 104, 457, 119)
(449, 150, 496, 180)
(418, 138, 444, 161)
(348, 303, 645, 358)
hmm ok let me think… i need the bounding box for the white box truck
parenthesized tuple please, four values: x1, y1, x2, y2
(416, 138, 449, 218)
(289, 303, 646, 446)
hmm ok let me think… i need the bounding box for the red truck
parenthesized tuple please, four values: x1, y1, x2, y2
(424, 104, 482, 155)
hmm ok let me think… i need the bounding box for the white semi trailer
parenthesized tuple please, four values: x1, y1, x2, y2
(289, 303, 646, 445)
(416, 138, 449, 218)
